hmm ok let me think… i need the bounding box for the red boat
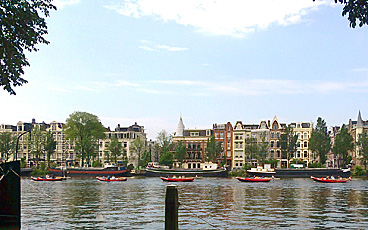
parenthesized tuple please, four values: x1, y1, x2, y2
(96, 177, 127, 182)
(311, 176, 349, 183)
(160, 177, 195, 182)
(31, 176, 63, 181)
(236, 177, 272, 182)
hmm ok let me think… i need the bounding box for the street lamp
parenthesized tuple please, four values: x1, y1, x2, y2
(15, 126, 32, 162)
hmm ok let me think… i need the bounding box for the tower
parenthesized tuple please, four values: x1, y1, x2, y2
(176, 115, 185, 137)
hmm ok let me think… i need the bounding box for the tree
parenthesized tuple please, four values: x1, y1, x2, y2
(357, 132, 368, 170)
(205, 136, 222, 163)
(159, 151, 173, 166)
(65, 111, 106, 167)
(309, 117, 331, 165)
(174, 141, 186, 167)
(108, 137, 123, 164)
(44, 131, 56, 167)
(313, 0, 368, 28)
(246, 137, 260, 163)
(246, 133, 269, 166)
(140, 149, 151, 168)
(258, 132, 269, 164)
(130, 136, 147, 168)
(0, 0, 56, 95)
(333, 126, 354, 168)
(156, 130, 173, 166)
(28, 126, 45, 167)
(280, 125, 298, 168)
(0, 131, 16, 162)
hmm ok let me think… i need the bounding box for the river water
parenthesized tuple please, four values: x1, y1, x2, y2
(21, 177, 368, 229)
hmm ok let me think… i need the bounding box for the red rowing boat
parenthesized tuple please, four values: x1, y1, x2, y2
(96, 177, 127, 182)
(160, 177, 194, 182)
(236, 177, 272, 182)
(31, 176, 63, 181)
(311, 176, 349, 183)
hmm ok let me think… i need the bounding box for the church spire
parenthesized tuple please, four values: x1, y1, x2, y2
(176, 114, 185, 136)
(357, 110, 364, 127)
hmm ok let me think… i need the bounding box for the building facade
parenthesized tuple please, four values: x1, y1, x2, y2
(232, 121, 248, 169)
(348, 111, 368, 167)
(213, 122, 233, 168)
(172, 116, 213, 169)
(1, 119, 147, 167)
(269, 116, 286, 167)
(291, 122, 313, 165)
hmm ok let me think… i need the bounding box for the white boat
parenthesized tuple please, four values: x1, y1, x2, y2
(247, 165, 276, 176)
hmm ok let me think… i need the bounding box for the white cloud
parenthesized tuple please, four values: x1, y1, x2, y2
(53, 0, 81, 9)
(352, 67, 368, 73)
(139, 41, 188, 52)
(68, 77, 368, 97)
(157, 45, 188, 52)
(116, 80, 141, 87)
(139, 46, 157, 51)
(106, 0, 327, 37)
(150, 78, 368, 96)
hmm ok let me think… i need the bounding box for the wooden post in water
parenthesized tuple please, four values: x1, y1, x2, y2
(165, 185, 178, 230)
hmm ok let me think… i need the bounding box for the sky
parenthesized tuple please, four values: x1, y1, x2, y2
(1, 0, 368, 140)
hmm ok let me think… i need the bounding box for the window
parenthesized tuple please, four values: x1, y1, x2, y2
(276, 142, 280, 148)
(271, 141, 274, 148)
(276, 133, 280, 138)
(220, 133, 224, 138)
(304, 141, 308, 148)
(271, 133, 275, 138)
(304, 151, 308, 158)
(271, 150, 275, 158)
(277, 150, 281, 158)
(215, 133, 219, 139)
(190, 132, 199, 137)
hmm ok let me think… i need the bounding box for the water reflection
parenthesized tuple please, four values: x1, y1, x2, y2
(21, 177, 368, 229)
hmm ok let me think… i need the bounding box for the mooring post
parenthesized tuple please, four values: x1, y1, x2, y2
(165, 184, 179, 230)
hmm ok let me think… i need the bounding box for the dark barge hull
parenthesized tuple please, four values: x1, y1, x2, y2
(247, 168, 350, 178)
(145, 167, 228, 177)
(49, 167, 131, 177)
(0, 161, 21, 228)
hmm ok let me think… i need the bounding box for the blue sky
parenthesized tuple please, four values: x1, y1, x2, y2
(1, 0, 368, 139)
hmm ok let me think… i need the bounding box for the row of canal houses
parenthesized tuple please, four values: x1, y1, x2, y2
(0, 119, 148, 168)
(1, 111, 367, 170)
(173, 115, 315, 170)
(173, 112, 368, 170)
